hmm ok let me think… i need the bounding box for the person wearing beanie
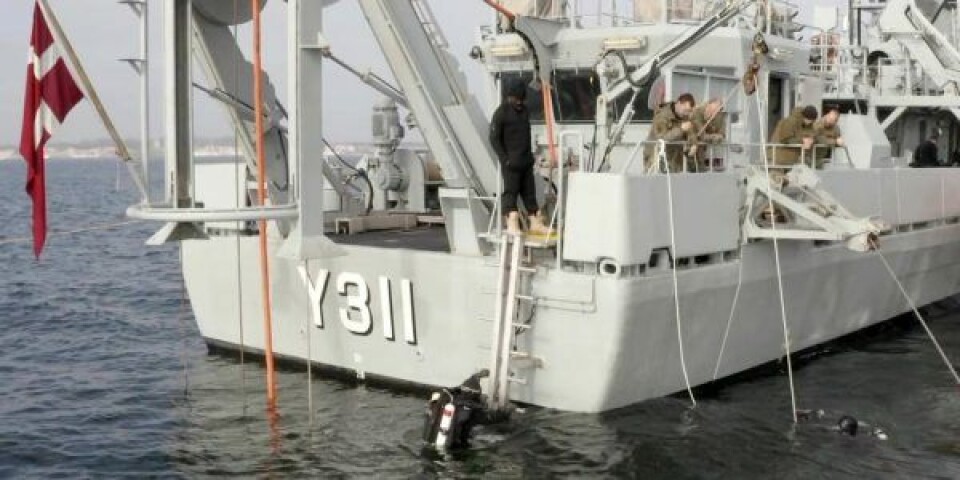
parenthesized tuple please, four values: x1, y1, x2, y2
(489, 79, 553, 235)
(769, 104, 818, 166)
(912, 131, 941, 168)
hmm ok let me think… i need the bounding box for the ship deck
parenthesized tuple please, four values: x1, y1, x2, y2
(327, 226, 450, 252)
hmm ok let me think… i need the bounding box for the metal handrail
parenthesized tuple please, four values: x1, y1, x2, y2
(665, 0, 727, 23)
(484, 160, 503, 238)
(615, 139, 855, 175)
(127, 203, 299, 222)
(749, 142, 856, 170)
(552, 131, 583, 267)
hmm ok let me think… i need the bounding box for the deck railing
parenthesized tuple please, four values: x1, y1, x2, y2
(497, 0, 743, 28)
(616, 140, 854, 175)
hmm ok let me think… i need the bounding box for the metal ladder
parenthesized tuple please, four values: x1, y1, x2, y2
(410, 0, 449, 49)
(487, 233, 539, 409)
(409, 0, 464, 105)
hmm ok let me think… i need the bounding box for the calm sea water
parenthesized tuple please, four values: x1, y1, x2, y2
(1, 159, 959, 479)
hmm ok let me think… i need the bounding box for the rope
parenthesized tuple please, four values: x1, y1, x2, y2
(0, 220, 142, 246)
(695, 80, 741, 139)
(177, 247, 191, 397)
(252, 0, 278, 407)
(658, 139, 697, 407)
(752, 84, 799, 424)
(542, 82, 560, 183)
(708, 77, 756, 379)
(303, 260, 315, 425)
(231, 0, 247, 404)
(322, 137, 374, 215)
(712, 244, 744, 380)
(875, 249, 960, 386)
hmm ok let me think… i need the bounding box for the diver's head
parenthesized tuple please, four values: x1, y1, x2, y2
(837, 415, 858, 436)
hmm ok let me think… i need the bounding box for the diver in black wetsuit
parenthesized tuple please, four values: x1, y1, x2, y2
(422, 369, 512, 451)
(797, 409, 888, 440)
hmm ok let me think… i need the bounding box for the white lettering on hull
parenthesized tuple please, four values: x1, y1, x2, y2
(297, 269, 417, 344)
(337, 273, 373, 335)
(380, 276, 395, 341)
(297, 266, 330, 328)
(401, 279, 416, 345)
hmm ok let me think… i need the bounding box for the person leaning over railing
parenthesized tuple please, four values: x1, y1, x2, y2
(643, 93, 697, 173)
(768, 105, 817, 167)
(813, 105, 844, 168)
(689, 98, 726, 171)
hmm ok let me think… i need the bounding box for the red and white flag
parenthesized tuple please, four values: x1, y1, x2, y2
(19, 1, 85, 258)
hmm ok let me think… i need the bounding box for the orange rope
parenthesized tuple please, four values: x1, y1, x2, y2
(252, 0, 277, 407)
(482, 0, 516, 20)
(541, 83, 559, 170)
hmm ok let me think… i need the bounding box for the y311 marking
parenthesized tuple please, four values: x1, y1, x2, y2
(297, 267, 417, 345)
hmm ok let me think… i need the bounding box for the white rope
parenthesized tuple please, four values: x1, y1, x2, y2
(231, 0, 248, 405)
(876, 249, 960, 386)
(752, 87, 799, 423)
(303, 260, 315, 425)
(713, 244, 744, 380)
(0, 219, 142, 246)
(659, 139, 697, 407)
(709, 79, 765, 379)
(177, 246, 191, 396)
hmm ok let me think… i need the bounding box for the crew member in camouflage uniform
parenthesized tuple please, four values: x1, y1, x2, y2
(768, 105, 818, 166)
(643, 93, 696, 172)
(813, 105, 844, 168)
(690, 98, 726, 171)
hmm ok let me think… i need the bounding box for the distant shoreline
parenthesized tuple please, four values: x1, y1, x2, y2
(0, 141, 410, 162)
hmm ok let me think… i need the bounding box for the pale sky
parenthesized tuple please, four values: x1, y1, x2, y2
(0, 0, 847, 148)
(0, 0, 492, 146)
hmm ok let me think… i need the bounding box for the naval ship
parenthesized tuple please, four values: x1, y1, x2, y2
(125, 0, 960, 413)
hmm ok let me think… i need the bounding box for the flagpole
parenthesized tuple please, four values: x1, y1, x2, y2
(36, 0, 149, 203)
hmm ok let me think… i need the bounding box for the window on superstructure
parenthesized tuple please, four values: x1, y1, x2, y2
(499, 70, 656, 124)
(499, 70, 602, 123)
(553, 70, 601, 122)
(672, 66, 740, 120)
(610, 83, 656, 123)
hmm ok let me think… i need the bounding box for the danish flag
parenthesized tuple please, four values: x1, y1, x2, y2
(19, 1, 85, 259)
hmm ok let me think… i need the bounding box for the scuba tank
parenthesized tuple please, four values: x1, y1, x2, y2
(422, 392, 444, 443)
(434, 402, 457, 450)
(422, 369, 501, 451)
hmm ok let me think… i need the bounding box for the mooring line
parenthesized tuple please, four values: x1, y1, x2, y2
(659, 139, 697, 408)
(303, 260, 315, 426)
(177, 247, 191, 396)
(752, 89, 798, 423)
(713, 245, 745, 380)
(0, 219, 142, 246)
(876, 249, 960, 386)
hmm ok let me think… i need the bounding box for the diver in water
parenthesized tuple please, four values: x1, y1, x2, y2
(797, 409, 888, 440)
(422, 369, 512, 451)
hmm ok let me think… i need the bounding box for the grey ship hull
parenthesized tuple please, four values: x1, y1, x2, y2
(181, 169, 960, 413)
